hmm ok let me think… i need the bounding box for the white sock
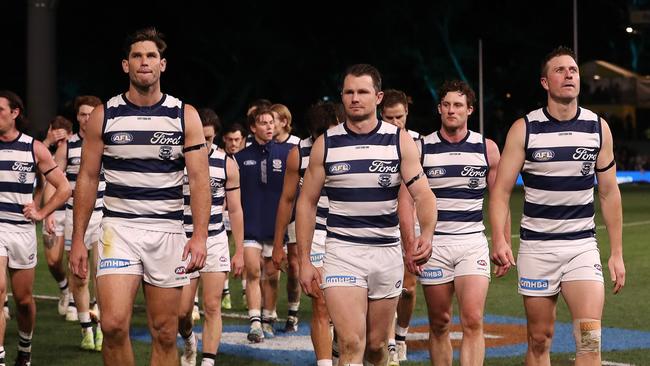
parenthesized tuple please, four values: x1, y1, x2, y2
(317, 360, 333, 366)
(18, 330, 32, 353)
(395, 325, 409, 338)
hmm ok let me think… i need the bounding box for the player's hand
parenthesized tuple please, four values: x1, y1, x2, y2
(231, 250, 245, 278)
(183, 235, 207, 273)
(23, 202, 45, 222)
(271, 242, 287, 272)
(51, 128, 68, 143)
(608, 254, 626, 294)
(299, 260, 322, 298)
(405, 236, 432, 275)
(490, 239, 515, 277)
(44, 214, 56, 235)
(69, 239, 89, 279)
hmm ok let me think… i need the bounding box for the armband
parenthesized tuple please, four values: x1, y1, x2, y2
(183, 143, 205, 153)
(595, 159, 615, 173)
(405, 171, 424, 187)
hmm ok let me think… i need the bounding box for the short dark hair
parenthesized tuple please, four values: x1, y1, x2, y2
(74, 95, 102, 113)
(541, 46, 577, 77)
(0, 90, 28, 131)
(197, 108, 221, 134)
(381, 89, 409, 110)
(49, 115, 73, 134)
(224, 122, 247, 137)
(123, 27, 167, 58)
(306, 101, 339, 137)
(252, 106, 273, 128)
(342, 64, 382, 92)
(438, 80, 476, 108)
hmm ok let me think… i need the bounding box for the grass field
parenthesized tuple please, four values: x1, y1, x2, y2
(3, 184, 650, 365)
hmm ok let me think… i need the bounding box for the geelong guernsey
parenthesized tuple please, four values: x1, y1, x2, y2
(66, 133, 105, 212)
(421, 130, 488, 244)
(183, 145, 227, 238)
(0, 133, 36, 232)
(236, 138, 292, 241)
(102, 93, 185, 232)
(520, 107, 601, 252)
(323, 121, 402, 246)
(298, 137, 328, 232)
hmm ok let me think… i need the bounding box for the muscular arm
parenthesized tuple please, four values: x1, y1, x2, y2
(485, 138, 511, 245)
(27, 141, 71, 220)
(399, 130, 436, 273)
(272, 147, 301, 268)
(596, 119, 625, 294)
(183, 104, 210, 271)
(225, 156, 245, 277)
(488, 119, 525, 275)
(43, 140, 68, 207)
(296, 136, 326, 297)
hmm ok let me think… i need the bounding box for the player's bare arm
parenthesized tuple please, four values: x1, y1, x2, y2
(225, 155, 245, 278)
(272, 146, 300, 270)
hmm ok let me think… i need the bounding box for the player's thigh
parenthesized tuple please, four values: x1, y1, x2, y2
(324, 286, 368, 341)
(97, 274, 140, 327)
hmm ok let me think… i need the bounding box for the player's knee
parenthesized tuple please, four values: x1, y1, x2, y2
(429, 310, 452, 336)
(150, 321, 178, 347)
(460, 310, 483, 335)
(101, 318, 129, 339)
(246, 266, 261, 281)
(528, 328, 553, 355)
(337, 333, 364, 355)
(573, 319, 601, 356)
(202, 296, 221, 317)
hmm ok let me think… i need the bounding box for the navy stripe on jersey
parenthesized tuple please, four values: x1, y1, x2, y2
(327, 130, 397, 149)
(520, 227, 595, 241)
(525, 146, 599, 162)
(105, 183, 181, 200)
(105, 103, 181, 119)
(103, 130, 184, 146)
(437, 210, 482, 222)
(326, 186, 399, 202)
(528, 119, 600, 134)
(0, 202, 26, 214)
(102, 156, 184, 173)
(326, 230, 399, 245)
(433, 187, 484, 200)
(327, 212, 398, 228)
(103, 209, 183, 221)
(521, 172, 594, 191)
(0, 182, 34, 194)
(523, 202, 594, 220)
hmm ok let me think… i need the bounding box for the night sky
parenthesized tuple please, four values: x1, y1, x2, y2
(2, 0, 647, 143)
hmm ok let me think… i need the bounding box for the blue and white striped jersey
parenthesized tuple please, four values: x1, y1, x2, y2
(0, 133, 36, 231)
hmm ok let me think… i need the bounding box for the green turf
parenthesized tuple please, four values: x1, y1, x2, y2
(2, 184, 649, 365)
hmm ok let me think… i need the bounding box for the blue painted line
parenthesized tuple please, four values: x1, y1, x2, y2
(130, 314, 650, 364)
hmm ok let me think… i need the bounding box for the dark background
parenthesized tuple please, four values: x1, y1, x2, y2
(2, 0, 649, 145)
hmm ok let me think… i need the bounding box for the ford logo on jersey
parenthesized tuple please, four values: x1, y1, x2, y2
(532, 149, 555, 161)
(111, 132, 134, 144)
(426, 167, 446, 178)
(329, 162, 350, 174)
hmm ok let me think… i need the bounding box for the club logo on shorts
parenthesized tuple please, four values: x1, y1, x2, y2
(477, 259, 487, 266)
(581, 162, 594, 176)
(111, 132, 133, 144)
(174, 266, 186, 275)
(378, 173, 392, 187)
(219, 256, 228, 263)
(594, 264, 602, 272)
(28, 253, 35, 261)
(159, 145, 173, 160)
(420, 268, 443, 279)
(426, 167, 446, 178)
(532, 149, 555, 161)
(325, 275, 356, 284)
(395, 280, 402, 288)
(519, 277, 549, 290)
(99, 258, 130, 269)
(328, 162, 350, 174)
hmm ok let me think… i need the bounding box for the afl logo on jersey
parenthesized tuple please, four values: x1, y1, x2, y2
(70, 157, 81, 166)
(426, 167, 446, 178)
(329, 162, 350, 175)
(111, 132, 133, 144)
(532, 149, 555, 161)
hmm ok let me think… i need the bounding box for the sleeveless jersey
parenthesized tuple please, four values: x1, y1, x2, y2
(183, 145, 227, 238)
(102, 93, 185, 232)
(520, 107, 601, 251)
(0, 133, 36, 232)
(323, 121, 401, 246)
(421, 130, 488, 244)
(66, 133, 105, 211)
(298, 136, 328, 232)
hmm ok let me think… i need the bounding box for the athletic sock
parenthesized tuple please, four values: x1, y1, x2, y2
(201, 352, 216, 366)
(287, 302, 299, 317)
(17, 330, 32, 353)
(58, 279, 69, 294)
(249, 309, 261, 328)
(79, 312, 92, 331)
